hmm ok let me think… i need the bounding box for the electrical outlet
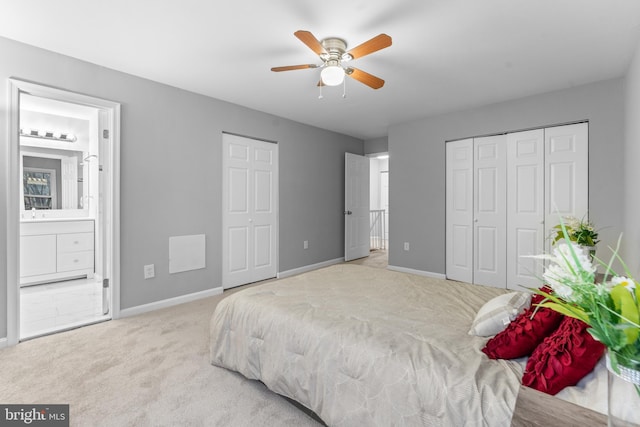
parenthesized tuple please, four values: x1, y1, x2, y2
(303, 240, 309, 249)
(144, 264, 155, 279)
(404, 242, 410, 251)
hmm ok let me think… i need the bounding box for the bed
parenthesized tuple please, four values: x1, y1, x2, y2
(209, 264, 607, 426)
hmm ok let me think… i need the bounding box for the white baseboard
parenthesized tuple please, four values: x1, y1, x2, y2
(278, 257, 344, 279)
(387, 265, 447, 280)
(0, 337, 7, 349)
(120, 287, 223, 318)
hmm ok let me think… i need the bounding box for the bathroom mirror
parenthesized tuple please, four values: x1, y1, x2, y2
(20, 147, 87, 212)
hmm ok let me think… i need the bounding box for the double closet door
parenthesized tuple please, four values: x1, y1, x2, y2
(222, 133, 278, 289)
(445, 122, 588, 290)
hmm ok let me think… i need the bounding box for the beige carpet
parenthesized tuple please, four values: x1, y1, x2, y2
(346, 249, 388, 269)
(0, 286, 324, 426)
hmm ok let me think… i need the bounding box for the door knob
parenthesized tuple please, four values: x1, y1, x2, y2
(344, 210, 352, 215)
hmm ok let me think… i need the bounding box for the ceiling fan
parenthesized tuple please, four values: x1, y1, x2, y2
(271, 30, 392, 90)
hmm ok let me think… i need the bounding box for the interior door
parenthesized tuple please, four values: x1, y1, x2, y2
(345, 153, 370, 261)
(222, 133, 278, 289)
(446, 139, 473, 283)
(473, 135, 507, 288)
(506, 129, 545, 290)
(544, 122, 589, 253)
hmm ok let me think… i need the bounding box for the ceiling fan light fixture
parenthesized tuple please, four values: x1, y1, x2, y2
(321, 65, 345, 86)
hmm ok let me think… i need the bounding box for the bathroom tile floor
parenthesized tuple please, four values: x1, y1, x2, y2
(20, 278, 110, 340)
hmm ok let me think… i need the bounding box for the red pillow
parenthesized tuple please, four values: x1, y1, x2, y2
(522, 317, 605, 395)
(482, 292, 563, 359)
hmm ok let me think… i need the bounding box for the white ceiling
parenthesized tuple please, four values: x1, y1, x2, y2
(2, 0, 640, 140)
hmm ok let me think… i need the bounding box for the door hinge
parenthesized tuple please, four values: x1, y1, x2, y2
(102, 278, 110, 315)
(102, 129, 109, 139)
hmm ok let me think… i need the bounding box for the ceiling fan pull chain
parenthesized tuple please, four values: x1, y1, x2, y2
(318, 83, 323, 100)
(343, 77, 347, 98)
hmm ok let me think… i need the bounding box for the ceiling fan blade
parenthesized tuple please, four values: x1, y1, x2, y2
(294, 30, 327, 56)
(271, 64, 318, 72)
(346, 68, 385, 89)
(346, 34, 392, 60)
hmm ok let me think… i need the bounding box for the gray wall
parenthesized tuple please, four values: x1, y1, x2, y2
(0, 37, 363, 338)
(364, 136, 388, 155)
(624, 40, 640, 275)
(388, 78, 625, 275)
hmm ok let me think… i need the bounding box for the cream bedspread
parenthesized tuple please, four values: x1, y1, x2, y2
(210, 264, 523, 426)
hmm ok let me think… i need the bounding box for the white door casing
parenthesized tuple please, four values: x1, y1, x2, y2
(380, 170, 389, 243)
(345, 153, 370, 261)
(473, 135, 507, 288)
(544, 123, 589, 254)
(7, 79, 120, 346)
(506, 129, 545, 290)
(222, 133, 278, 289)
(446, 139, 474, 283)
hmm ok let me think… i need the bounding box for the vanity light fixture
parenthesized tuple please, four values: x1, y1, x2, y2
(20, 128, 77, 142)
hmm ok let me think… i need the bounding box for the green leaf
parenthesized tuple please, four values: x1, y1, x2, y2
(611, 284, 640, 344)
(537, 302, 589, 323)
(587, 328, 610, 346)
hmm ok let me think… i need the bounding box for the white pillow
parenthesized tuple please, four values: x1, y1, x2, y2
(468, 292, 531, 337)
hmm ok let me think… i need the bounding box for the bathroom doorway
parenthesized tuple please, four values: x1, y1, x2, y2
(7, 79, 121, 343)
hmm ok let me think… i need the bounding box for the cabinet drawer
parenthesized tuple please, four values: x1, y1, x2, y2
(57, 232, 94, 253)
(57, 251, 94, 272)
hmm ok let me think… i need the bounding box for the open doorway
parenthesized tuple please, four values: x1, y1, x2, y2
(368, 153, 388, 267)
(7, 79, 121, 344)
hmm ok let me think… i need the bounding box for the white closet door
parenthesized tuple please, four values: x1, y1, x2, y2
(544, 122, 589, 253)
(222, 133, 278, 289)
(473, 135, 507, 288)
(446, 139, 473, 283)
(344, 153, 370, 261)
(507, 129, 545, 290)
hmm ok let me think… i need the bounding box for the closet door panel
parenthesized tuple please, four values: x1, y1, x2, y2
(544, 123, 589, 253)
(446, 139, 473, 283)
(473, 135, 506, 288)
(507, 129, 545, 290)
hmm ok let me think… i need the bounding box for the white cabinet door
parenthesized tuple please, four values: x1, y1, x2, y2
(222, 133, 278, 289)
(474, 135, 507, 288)
(345, 153, 370, 261)
(544, 122, 589, 253)
(446, 139, 474, 283)
(507, 129, 545, 290)
(20, 234, 57, 277)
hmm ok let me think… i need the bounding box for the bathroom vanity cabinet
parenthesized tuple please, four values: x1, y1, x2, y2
(20, 219, 94, 286)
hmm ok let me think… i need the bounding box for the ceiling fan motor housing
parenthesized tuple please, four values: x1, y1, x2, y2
(320, 38, 351, 62)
